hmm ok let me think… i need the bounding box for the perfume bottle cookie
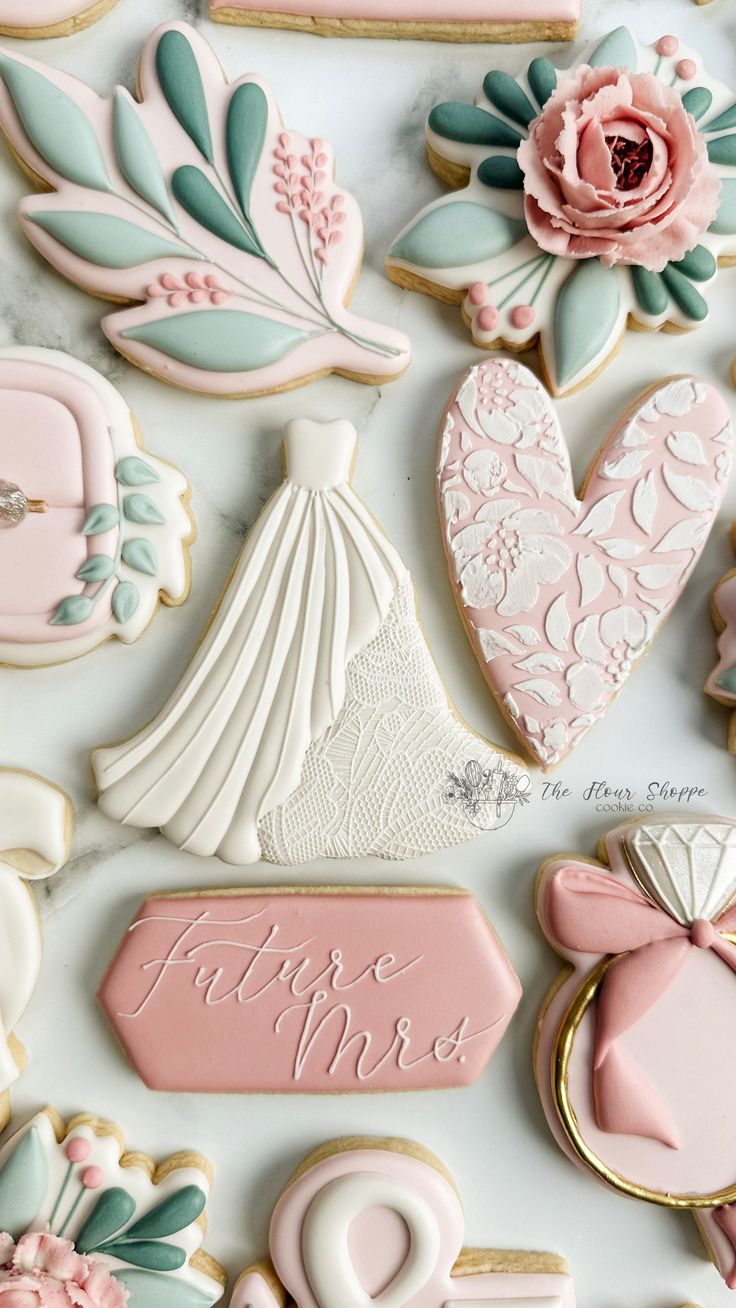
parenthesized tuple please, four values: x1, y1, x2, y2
(0, 0, 117, 38)
(388, 27, 736, 397)
(0, 24, 410, 399)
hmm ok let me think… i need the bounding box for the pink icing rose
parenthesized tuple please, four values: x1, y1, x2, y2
(517, 65, 720, 270)
(0, 1234, 127, 1308)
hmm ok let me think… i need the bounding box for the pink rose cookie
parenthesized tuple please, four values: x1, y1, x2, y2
(0, 24, 410, 399)
(438, 360, 732, 768)
(98, 885, 521, 1093)
(388, 26, 736, 397)
(0, 0, 117, 38)
(706, 525, 736, 750)
(535, 814, 736, 1287)
(0, 348, 193, 668)
(0, 1107, 225, 1308)
(209, 0, 580, 43)
(0, 769, 72, 1130)
(230, 1138, 576, 1308)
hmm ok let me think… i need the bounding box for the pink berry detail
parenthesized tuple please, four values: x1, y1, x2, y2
(82, 1166, 104, 1191)
(656, 35, 678, 56)
(468, 282, 488, 307)
(65, 1137, 91, 1164)
(511, 304, 535, 330)
(476, 306, 500, 334)
(676, 59, 697, 81)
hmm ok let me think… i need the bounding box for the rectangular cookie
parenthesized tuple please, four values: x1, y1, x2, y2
(209, 0, 581, 42)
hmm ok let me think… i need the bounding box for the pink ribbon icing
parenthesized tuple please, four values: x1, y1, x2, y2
(545, 865, 736, 1150)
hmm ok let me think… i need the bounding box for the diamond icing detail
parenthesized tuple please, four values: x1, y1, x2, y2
(626, 821, 736, 925)
(0, 480, 28, 527)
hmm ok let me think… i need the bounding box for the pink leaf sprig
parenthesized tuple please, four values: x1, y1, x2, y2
(273, 134, 345, 269)
(147, 271, 232, 309)
(315, 195, 346, 264)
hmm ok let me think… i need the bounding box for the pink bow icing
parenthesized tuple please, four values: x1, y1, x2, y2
(544, 865, 736, 1150)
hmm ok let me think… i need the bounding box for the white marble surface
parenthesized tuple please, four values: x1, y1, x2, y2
(2, 0, 736, 1305)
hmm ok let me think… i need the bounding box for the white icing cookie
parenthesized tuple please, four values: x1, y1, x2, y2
(0, 769, 72, 1128)
(387, 26, 736, 396)
(0, 0, 117, 38)
(0, 24, 410, 398)
(0, 347, 193, 668)
(92, 418, 529, 865)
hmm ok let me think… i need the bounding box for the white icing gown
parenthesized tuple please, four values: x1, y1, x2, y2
(93, 420, 527, 865)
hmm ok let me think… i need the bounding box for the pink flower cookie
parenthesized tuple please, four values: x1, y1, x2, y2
(388, 26, 736, 396)
(0, 24, 410, 400)
(437, 359, 732, 768)
(229, 1138, 575, 1308)
(0, 1108, 225, 1308)
(0, 0, 117, 38)
(535, 814, 736, 1287)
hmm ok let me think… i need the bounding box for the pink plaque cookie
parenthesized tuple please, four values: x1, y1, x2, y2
(229, 1138, 576, 1308)
(0, 0, 117, 37)
(438, 359, 732, 769)
(209, 0, 581, 42)
(98, 886, 521, 1093)
(535, 814, 736, 1287)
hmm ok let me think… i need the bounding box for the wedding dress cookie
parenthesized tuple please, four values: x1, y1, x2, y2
(0, 769, 71, 1130)
(229, 1137, 575, 1308)
(388, 27, 736, 396)
(0, 0, 117, 38)
(0, 24, 410, 398)
(92, 418, 529, 865)
(0, 348, 193, 667)
(535, 815, 736, 1287)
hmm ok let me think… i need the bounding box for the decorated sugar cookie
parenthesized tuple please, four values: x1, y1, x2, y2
(0, 348, 193, 668)
(438, 360, 732, 768)
(388, 27, 736, 397)
(0, 25, 410, 399)
(0, 1107, 225, 1307)
(0, 769, 71, 1129)
(0, 0, 117, 38)
(706, 525, 736, 748)
(535, 814, 736, 1287)
(99, 885, 522, 1093)
(229, 1137, 575, 1308)
(209, 0, 580, 43)
(92, 418, 529, 865)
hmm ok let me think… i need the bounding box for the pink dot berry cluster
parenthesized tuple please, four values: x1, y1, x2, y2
(656, 34, 696, 81)
(147, 271, 231, 308)
(273, 134, 346, 264)
(65, 1136, 102, 1191)
(467, 283, 535, 335)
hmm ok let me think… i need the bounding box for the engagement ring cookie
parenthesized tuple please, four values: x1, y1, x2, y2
(0, 1108, 225, 1308)
(0, 0, 117, 38)
(0, 24, 410, 399)
(92, 418, 529, 865)
(0, 348, 193, 667)
(438, 360, 732, 768)
(388, 27, 736, 397)
(0, 769, 71, 1130)
(229, 1138, 575, 1308)
(535, 815, 736, 1287)
(209, 0, 580, 43)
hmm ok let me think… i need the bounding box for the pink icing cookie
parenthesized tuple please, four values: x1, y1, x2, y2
(229, 1138, 575, 1308)
(98, 886, 521, 1093)
(535, 814, 736, 1288)
(209, 0, 580, 42)
(0, 0, 117, 37)
(0, 347, 193, 668)
(706, 527, 736, 750)
(437, 359, 732, 769)
(0, 1107, 225, 1307)
(0, 24, 410, 399)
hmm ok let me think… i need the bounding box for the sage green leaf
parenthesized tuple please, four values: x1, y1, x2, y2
(27, 212, 193, 270)
(116, 456, 160, 487)
(113, 1271, 220, 1308)
(710, 178, 736, 235)
(125, 1186, 206, 1240)
(76, 1188, 136, 1253)
(227, 82, 268, 220)
(113, 88, 174, 223)
(681, 86, 712, 121)
(477, 156, 524, 189)
(112, 579, 140, 623)
(122, 538, 159, 576)
(482, 71, 536, 128)
(122, 310, 311, 373)
(172, 166, 262, 257)
(123, 494, 165, 526)
(390, 201, 526, 270)
(660, 264, 708, 320)
(156, 30, 213, 163)
(554, 260, 621, 390)
(50, 595, 95, 626)
(705, 101, 736, 133)
(707, 133, 736, 166)
(527, 57, 556, 109)
(631, 266, 668, 317)
(428, 102, 522, 148)
(588, 26, 637, 70)
(670, 245, 716, 282)
(0, 55, 110, 191)
(82, 503, 120, 535)
(76, 554, 116, 582)
(0, 1128, 48, 1236)
(717, 666, 736, 695)
(102, 1240, 185, 1272)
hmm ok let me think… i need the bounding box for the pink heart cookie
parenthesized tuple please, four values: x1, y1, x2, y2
(438, 359, 733, 768)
